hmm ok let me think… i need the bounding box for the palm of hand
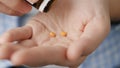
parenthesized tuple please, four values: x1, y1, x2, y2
(0, 0, 110, 67)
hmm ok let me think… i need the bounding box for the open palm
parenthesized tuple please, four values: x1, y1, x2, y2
(0, 0, 110, 67)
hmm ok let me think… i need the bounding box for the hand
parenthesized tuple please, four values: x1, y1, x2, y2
(0, 0, 110, 67)
(0, 0, 36, 15)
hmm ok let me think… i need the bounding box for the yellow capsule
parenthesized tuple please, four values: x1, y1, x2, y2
(49, 32, 56, 37)
(61, 32, 67, 37)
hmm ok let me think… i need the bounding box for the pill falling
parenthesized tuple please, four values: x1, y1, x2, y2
(25, 0, 55, 12)
(61, 32, 67, 37)
(49, 32, 56, 37)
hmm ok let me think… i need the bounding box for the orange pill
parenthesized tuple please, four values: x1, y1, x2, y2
(61, 32, 67, 37)
(49, 32, 56, 37)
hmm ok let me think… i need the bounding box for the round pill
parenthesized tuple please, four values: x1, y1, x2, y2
(49, 32, 56, 37)
(61, 32, 67, 37)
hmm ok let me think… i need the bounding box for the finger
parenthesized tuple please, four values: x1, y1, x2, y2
(0, 43, 25, 59)
(19, 39, 37, 47)
(0, 26, 32, 44)
(67, 20, 110, 62)
(0, 2, 22, 16)
(11, 46, 67, 67)
(0, 0, 32, 15)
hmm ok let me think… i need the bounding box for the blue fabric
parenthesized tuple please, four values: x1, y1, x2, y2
(0, 14, 19, 67)
(0, 14, 18, 34)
